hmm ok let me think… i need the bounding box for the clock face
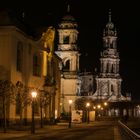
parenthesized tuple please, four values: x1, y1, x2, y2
(106, 22, 114, 29)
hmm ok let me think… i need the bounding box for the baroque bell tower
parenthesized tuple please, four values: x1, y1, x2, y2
(93, 10, 127, 101)
(55, 6, 80, 113)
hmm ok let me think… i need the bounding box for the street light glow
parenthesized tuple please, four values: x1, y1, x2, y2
(31, 90, 37, 134)
(86, 102, 90, 107)
(68, 99, 72, 128)
(93, 106, 96, 109)
(97, 105, 101, 109)
(104, 102, 108, 106)
(86, 102, 90, 124)
(31, 91, 37, 98)
(69, 99, 73, 104)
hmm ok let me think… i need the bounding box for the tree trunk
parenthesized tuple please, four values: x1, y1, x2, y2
(3, 97, 7, 133)
(20, 106, 23, 126)
(40, 105, 43, 128)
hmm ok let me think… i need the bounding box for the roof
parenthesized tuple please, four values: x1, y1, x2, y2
(0, 9, 36, 38)
(61, 14, 75, 23)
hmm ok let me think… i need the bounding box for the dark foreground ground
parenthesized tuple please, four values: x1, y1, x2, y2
(0, 121, 122, 140)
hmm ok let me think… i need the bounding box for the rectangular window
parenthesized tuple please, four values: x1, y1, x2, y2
(63, 36, 69, 44)
(33, 54, 41, 76)
(16, 42, 23, 72)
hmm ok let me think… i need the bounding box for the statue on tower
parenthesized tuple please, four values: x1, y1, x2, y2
(41, 26, 55, 53)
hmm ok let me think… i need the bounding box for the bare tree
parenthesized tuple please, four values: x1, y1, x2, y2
(0, 80, 15, 133)
(75, 97, 94, 110)
(39, 90, 50, 128)
(15, 81, 31, 126)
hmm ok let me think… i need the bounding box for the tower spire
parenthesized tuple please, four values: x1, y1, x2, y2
(109, 9, 112, 22)
(67, 4, 70, 13)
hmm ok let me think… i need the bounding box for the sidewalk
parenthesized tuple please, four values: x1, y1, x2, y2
(0, 124, 67, 139)
(0, 122, 91, 139)
(0, 121, 123, 139)
(114, 126, 122, 140)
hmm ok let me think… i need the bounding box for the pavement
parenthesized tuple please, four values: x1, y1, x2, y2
(0, 124, 66, 139)
(0, 121, 123, 140)
(114, 126, 122, 140)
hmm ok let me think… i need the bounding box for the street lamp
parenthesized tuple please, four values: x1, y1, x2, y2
(86, 102, 90, 124)
(31, 91, 37, 134)
(104, 102, 108, 116)
(104, 102, 108, 106)
(68, 100, 72, 128)
(97, 104, 101, 117)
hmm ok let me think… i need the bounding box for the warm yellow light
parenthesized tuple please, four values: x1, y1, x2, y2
(101, 107, 104, 110)
(104, 102, 108, 106)
(31, 91, 37, 98)
(97, 105, 101, 109)
(86, 102, 90, 107)
(69, 100, 73, 104)
(43, 52, 47, 76)
(137, 105, 140, 108)
(93, 106, 96, 109)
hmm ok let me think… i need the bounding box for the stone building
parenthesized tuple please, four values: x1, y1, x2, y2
(0, 10, 61, 124)
(92, 10, 130, 102)
(55, 8, 80, 114)
(77, 10, 132, 118)
(78, 72, 95, 96)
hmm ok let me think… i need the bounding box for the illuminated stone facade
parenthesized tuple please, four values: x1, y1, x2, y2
(0, 10, 61, 123)
(55, 12, 80, 113)
(92, 11, 130, 102)
(78, 72, 95, 96)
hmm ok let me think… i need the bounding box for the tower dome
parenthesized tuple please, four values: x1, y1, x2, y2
(104, 9, 116, 37)
(106, 20, 114, 29)
(59, 5, 77, 29)
(62, 14, 75, 22)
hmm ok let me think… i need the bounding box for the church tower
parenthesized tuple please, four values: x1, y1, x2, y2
(55, 6, 80, 113)
(94, 10, 126, 101)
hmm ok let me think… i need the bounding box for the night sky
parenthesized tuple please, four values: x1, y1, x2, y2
(1, 0, 140, 100)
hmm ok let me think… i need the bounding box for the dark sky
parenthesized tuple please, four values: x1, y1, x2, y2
(1, 0, 140, 100)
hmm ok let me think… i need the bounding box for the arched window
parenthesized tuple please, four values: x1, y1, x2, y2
(63, 60, 70, 71)
(33, 53, 41, 76)
(106, 63, 109, 73)
(16, 42, 23, 72)
(111, 85, 114, 92)
(111, 64, 114, 73)
(113, 40, 117, 48)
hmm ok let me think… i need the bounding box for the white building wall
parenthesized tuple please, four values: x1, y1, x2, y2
(0, 26, 45, 121)
(61, 78, 78, 112)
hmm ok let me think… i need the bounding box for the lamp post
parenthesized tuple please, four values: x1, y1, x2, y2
(104, 102, 108, 116)
(86, 102, 90, 124)
(97, 104, 101, 117)
(31, 91, 37, 134)
(68, 100, 72, 128)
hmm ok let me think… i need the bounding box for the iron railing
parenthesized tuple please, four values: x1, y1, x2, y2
(118, 120, 140, 140)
